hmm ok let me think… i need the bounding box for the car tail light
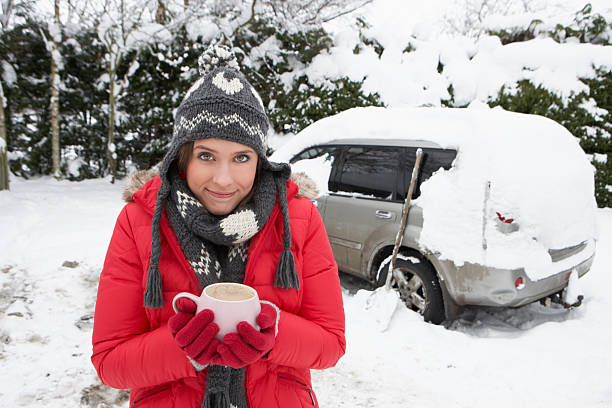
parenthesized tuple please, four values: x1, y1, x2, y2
(496, 212, 514, 223)
(495, 211, 519, 233)
(515, 277, 525, 290)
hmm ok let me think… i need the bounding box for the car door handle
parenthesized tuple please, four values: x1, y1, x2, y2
(375, 210, 393, 219)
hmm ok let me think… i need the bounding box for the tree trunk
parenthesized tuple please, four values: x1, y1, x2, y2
(0, 82, 9, 191)
(107, 67, 116, 184)
(156, 0, 167, 24)
(50, 53, 60, 178)
(50, 0, 61, 178)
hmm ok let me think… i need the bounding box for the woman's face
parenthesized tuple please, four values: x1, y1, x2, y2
(186, 138, 258, 215)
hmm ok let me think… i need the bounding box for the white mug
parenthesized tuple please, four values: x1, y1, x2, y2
(172, 282, 261, 340)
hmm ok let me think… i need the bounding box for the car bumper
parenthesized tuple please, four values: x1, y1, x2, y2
(435, 240, 596, 307)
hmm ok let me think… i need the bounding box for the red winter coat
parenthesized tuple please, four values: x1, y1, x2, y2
(91, 172, 345, 408)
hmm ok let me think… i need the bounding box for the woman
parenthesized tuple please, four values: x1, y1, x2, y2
(91, 45, 346, 408)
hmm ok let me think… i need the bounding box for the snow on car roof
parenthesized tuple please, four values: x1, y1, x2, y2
(322, 139, 444, 149)
(272, 106, 580, 161)
(273, 106, 597, 281)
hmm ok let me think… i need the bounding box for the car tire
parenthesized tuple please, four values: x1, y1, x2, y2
(378, 256, 446, 325)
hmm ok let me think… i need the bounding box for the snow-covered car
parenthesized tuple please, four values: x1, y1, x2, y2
(271, 106, 597, 324)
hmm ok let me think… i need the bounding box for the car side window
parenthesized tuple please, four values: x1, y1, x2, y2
(399, 148, 457, 199)
(290, 146, 339, 164)
(290, 145, 340, 193)
(333, 146, 400, 201)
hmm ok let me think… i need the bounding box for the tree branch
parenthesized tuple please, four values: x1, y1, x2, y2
(231, 0, 257, 38)
(321, 0, 373, 23)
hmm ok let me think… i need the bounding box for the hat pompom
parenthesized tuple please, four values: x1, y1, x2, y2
(198, 44, 240, 76)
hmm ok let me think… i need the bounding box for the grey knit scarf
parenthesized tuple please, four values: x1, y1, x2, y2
(164, 165, 282, 408)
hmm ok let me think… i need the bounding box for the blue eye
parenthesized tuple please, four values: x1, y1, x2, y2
(198, 152, 213, 161)
(235, 154, 250, 163)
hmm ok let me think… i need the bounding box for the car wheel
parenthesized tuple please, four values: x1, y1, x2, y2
(379, 257, 446, 324)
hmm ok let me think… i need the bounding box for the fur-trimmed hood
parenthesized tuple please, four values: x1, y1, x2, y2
(122, 168, 319, 203)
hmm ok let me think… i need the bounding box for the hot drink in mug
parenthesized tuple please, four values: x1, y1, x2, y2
(172, 282, 261, 340)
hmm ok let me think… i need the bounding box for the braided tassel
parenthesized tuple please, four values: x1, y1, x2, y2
(273, 176, 300, 289)
(202, 390, 230, 408)
(144, 185, 169, 308)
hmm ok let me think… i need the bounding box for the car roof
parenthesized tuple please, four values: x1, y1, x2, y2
(321, 138, 446, 149)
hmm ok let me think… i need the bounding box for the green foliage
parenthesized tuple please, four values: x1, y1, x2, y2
(487, 20, 541, 45)
(277, 27, 333, 64)
(0, 21, 51, 178)
(1, 22, 110, 180)
(272, 76, 383, 134)
(59, 29, 108, 180)
(402, 42, 416, 53)
(0, 15, 380, 178)
(233, 16, 383, 135)
(2, 7, 608, 211)
(593, 158, 612, 207)
(117, 29, 206, 172)
(353, 17, 384, 58)
(488, 4, 610, 46)
(481, 4, 612, 207)
(550, 4, 610, 45)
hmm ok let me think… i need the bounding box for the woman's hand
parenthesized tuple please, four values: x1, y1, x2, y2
(212, 302, 278, 369)
(168, 298, 221, 366)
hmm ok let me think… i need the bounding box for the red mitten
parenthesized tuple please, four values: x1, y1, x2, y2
(212, 302, 278, 369)
(168, 297, 221, 365)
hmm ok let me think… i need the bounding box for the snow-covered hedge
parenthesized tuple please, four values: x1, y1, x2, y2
(0, 2, 609, 206)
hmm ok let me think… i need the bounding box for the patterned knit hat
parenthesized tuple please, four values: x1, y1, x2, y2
(144, 45, 298, 308)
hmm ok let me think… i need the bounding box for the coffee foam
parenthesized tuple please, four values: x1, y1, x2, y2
(206, 284, 254, 301)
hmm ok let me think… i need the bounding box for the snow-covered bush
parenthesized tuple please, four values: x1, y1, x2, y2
(233, 17, 383, 134)
(480, 5, 612, 207)
(0, 1, 609, 206)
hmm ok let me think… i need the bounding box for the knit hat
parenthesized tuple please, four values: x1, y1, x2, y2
(144, 45, 299, 308)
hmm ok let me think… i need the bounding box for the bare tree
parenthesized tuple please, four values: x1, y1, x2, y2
(0, 81, 8, 190)
(0, 0, 35, 190)
(443, 0, 539, 38)
(49, 0, 61, 178)
(266, 0, 373, 26)
(62, 0, 171, 182)
(96, 0, 163, 182)
(156, 0, 373, 41)
(156, 0, 168, 24)
(56, 0, 371, 183)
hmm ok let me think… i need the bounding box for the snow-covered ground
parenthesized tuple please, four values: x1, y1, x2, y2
(3, 1, 612, 406)
(0, 175, 611, 407)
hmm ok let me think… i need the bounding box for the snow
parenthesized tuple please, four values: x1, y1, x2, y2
(63, 146, 86, 178)
(48, 22, 62, 44)
(563, 269, 582, 305)
(2, 0, 611, 406)
(593, 153, 608, 164)
(292, 0, 612, 108)
(185, 19, 219, 42)
(289, 155, 333, 196)
(126, 60, 140, 77)
(0, 178, 125, 406)
(1, 60, 17, 86)
(246, 36, 284, 70)
(272, 106, 597, 280)
(1, 177, 610, 407)
(126, 23, 173, 48)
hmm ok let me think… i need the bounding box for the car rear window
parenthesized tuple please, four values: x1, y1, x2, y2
(398, 148, 457, 199)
